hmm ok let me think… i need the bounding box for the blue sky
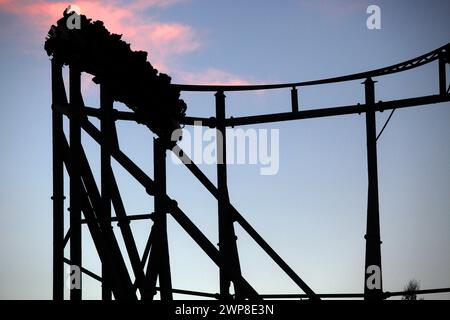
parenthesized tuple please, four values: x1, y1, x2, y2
(0, 0, 449, 299)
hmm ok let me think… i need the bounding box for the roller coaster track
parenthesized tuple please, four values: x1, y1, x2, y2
(51, 41, 450, 302)
(174, 42, 449, 91)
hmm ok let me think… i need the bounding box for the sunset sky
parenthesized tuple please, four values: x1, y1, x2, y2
(0, 0, 449, 300)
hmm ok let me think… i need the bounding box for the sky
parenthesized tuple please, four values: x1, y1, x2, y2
(0, 0, 449, 300)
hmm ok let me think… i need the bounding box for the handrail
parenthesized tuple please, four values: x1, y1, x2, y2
(173, 43, 449, 92)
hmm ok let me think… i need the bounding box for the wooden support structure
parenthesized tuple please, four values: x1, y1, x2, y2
(50, 43, 450, 301)
(144, 138, 173, 300)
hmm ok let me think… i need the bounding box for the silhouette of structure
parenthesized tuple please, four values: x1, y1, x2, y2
(48, 12, 450, 300)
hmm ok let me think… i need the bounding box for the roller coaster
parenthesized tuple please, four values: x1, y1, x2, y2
(49, 12, 450, 300)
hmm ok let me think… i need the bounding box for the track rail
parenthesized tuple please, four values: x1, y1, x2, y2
(173, 43, 449, 92)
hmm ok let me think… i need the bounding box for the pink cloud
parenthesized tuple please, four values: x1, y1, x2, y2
(123, 0, 186, 10)
(176, 68, 253, 86)
(0, 0, 199, 71)
(0, 0, 257, 87)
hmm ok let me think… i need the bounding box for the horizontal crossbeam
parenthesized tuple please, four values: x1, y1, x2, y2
(225, 94, 450, 126)
(55, 93, 450, 129)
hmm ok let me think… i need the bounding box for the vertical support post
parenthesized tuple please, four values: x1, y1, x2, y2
(363, 78, 383, 300)
(291, 87, 299, 112)
(100, 83, 113, 300)
(439, 53, 447, 95)
(69, 66, 82, 300)
(51, 60, 65, 300)
(215, 91, 242, 300)
(154, 138, 173, 301)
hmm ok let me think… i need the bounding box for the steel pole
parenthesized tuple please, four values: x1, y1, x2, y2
(51, 60, 65, 300)
(363, 78, 383, 300)
(69, 66, 82, 300)
(215, 91, 243, 299)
